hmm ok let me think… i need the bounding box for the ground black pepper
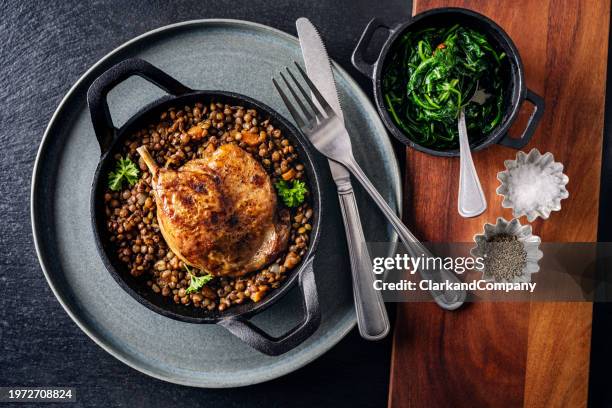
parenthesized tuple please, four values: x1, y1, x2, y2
(482, 233, 527, 282)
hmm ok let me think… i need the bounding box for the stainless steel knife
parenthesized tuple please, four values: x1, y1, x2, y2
(296, 17, 390, 340)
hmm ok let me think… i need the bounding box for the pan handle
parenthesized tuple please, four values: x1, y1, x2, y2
(498, 89, 545, 149)
(351, 18, 396, 78)
(218, 257, 321, 356)
(87, 58, 192, 156)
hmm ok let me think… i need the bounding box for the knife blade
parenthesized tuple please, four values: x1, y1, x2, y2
(295, 18, 352, 187)
(296, 17, 390, 340)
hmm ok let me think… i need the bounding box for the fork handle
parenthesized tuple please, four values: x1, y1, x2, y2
(338, 185, 390, 340)
(343, 158, 466, 310)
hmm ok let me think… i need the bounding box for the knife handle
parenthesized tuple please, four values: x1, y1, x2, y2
(338, 187, 390, 340)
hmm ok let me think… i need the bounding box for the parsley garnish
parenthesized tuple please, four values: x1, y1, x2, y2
(184, 265, 214, 294)
(275, 180, 308, 208)
(108, 156, 140, 191)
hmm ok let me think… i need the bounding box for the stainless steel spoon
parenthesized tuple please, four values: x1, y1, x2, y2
(458, 84, 488, 218)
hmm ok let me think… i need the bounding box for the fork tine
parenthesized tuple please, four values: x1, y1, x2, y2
(293, 61, 335, 117)
(279, 71, 315, 125)
(285, 67, 324, 121)
(272, 78, 306, 130)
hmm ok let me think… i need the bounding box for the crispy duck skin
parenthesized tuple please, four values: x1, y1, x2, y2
(137, 144, 290, 277)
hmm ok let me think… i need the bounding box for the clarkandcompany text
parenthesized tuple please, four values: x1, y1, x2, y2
(373, 279, 537, 293)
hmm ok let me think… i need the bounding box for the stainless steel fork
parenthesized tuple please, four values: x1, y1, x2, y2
(273, 63, 466, 310)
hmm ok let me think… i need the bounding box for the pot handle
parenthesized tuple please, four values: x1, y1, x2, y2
(351, 18, 395, 78)
(87, 58, 192, 156)
(218, 257, 321, 356)
(497, 89, 545, 149)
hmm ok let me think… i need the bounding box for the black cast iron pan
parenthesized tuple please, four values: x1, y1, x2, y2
(87, 58, 322, 356)
(352, 7, 545, 156)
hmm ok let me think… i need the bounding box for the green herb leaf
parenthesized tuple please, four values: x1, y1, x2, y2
(275, 180, 308, 208)
(184, 265, 214, 294)
(185, 274, 213, 294)
(108, 156, 140, 191)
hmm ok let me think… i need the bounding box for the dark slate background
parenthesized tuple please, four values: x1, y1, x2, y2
(0, 1, 411, 407)
(3, 1, 612, 407)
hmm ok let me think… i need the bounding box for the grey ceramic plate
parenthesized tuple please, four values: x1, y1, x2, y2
(31, 20, 401, 388)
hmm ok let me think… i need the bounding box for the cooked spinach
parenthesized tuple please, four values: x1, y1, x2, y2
(382, 24, 506, 150)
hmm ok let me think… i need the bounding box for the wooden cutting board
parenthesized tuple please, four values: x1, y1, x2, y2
(390, 1, 610, 407)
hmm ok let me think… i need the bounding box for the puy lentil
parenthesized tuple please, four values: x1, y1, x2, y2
(104, 102, 312, 311)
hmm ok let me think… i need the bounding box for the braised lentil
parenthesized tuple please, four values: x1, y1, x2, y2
(104, 102, 313, 311)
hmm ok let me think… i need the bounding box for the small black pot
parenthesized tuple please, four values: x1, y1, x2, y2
(351, 8, 545, 156)
(87, 58, 322, 356)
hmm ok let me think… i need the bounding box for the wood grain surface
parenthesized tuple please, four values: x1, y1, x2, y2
(390, 0, 610, 407)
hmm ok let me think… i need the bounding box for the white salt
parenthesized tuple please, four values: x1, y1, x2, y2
(508, 165, 558, 211)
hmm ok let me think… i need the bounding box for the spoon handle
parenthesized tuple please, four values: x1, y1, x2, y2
(458, 109, 487, 218)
